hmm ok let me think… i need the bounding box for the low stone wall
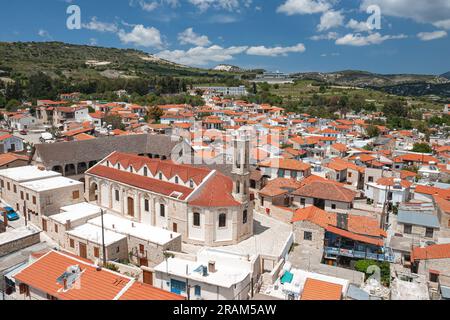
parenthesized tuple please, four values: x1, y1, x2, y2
(0, 227, 41, 257)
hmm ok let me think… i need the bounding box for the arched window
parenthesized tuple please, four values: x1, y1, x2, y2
(143, 167, 148, 177)
(189, 180, 194, 188)
(243, 210, 248, 224)
(129, 166, 133, 173)
(117, 163, 121, 170)
(159, 173, 163, 180)
(236, 181, 241, 194)
(160, 204, 165, 217)
(175, 176, 179, 184)
(193, 213, 201, 227)
(219, 213, 227, 228)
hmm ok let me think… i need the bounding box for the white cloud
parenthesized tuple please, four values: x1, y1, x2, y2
(156, 45, 248, 66)
(82, 17, 118, 33)
(129, 0, 180, 12)
(346, 19, 371, 32)
(38, 29, 52, 40)
(317, 10, 344, 31)
(360, 0, 450, 29)
(434, 19, 450, 30)
(310, 32, 338, 40)
(139, 1, 159, 12)
(188, 0, 251, 12)
(277, 0, 331, 15)
(417, 30, 447, 41)
(335, 32, 407, 46)
(118, 25, 164, 48)
(178, 28, 211, 46)
(246, 43, 306, 56)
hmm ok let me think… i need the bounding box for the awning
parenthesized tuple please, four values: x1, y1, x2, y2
(326, 225, 384, 247)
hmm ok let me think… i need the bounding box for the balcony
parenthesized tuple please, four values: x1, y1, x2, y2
(325, 246, 395, 263)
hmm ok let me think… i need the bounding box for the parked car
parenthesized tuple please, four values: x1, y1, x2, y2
(4, 207, 19, 221)
(19, 130, 28, 135)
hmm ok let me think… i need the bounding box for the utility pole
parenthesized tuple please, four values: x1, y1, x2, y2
(100, 209, 106, 266)
(23, 200, 27, 227)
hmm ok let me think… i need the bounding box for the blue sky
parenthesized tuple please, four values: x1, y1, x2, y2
(1, 0, 449, 74)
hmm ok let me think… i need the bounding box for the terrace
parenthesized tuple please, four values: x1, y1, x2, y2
(324, 232, 395, 263)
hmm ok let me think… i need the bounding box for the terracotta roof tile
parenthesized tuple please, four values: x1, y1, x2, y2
(301, 278, 342, 300)
(293, 180, 356, 203)
(412, 243, 450, 261)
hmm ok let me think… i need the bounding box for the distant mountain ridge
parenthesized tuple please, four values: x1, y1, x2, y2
(0, 41, 449, 98)
(0, 41, 236, 81)
(292, 70, 449, 88)
(441, 72, 450, 80)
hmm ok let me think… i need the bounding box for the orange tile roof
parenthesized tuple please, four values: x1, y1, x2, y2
(14, 251, 132, 300)
(119, 282, 184, 301)
(293, 180, 356, 203)
(88, 164, 195, 201)
(0, 134, 14, 142)
(258, 159, 311, 171)
(259, 178, 303, 197)
(291, 206, 385, 241)
(400, 170, 417, 179)
(434, 195, 450, 214)
(376, 177, 412, 188)
(0, 153, 29, 166)
(188, 173, 240, 207)
(63, 127, 94, 137)
(393, 154, 438, 164)
(412, 243, 450, 261)
(331, 143, 348, 153)
(105, 152, 210, 185)
(301, 278, 342, 300)
(415, 185, 450, 200)
(73, 133, 96, 141)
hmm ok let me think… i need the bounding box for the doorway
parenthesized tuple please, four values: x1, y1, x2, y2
(314, 198, 325, 210)
(127, 197, 134, 217)
(79, 243, 87, 259)
(143, 270, 153, 285)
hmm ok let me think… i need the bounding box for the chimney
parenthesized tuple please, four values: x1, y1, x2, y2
(63, 278, 68, 290)
(66, 219, 71, 230)
(337, 213, 348, 231)
(208, 261, 216, 273)
(2, 210, 7, 228)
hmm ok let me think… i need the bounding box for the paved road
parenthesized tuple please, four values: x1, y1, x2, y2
(12, 132, 43, 145)
(1, 200, 26, 230)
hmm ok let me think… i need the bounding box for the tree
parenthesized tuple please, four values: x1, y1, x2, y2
(104, 114, 125, 130)
(354, 260, 390, 286)
(6, 99, 20, 111)
(27, 72, 55, 99)
(382, 99, 407, 118)
(146, 106, 164, 123)
(366, 125, 380, 138)
(412, 143, 432, 154)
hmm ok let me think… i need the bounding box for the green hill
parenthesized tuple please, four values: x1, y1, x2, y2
(0, 41, 237, 81)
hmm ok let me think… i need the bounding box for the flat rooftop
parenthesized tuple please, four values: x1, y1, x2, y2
(88, 213, 181, 245)
(20, 176, 83, 192)
(154, 257, 250, 288)
(0, 166, 61, 182)
(66, 224, 126, 246)
(0, 226, 40, 246)
(50, 203, 102, 224)
(182, 213, 292, 259)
